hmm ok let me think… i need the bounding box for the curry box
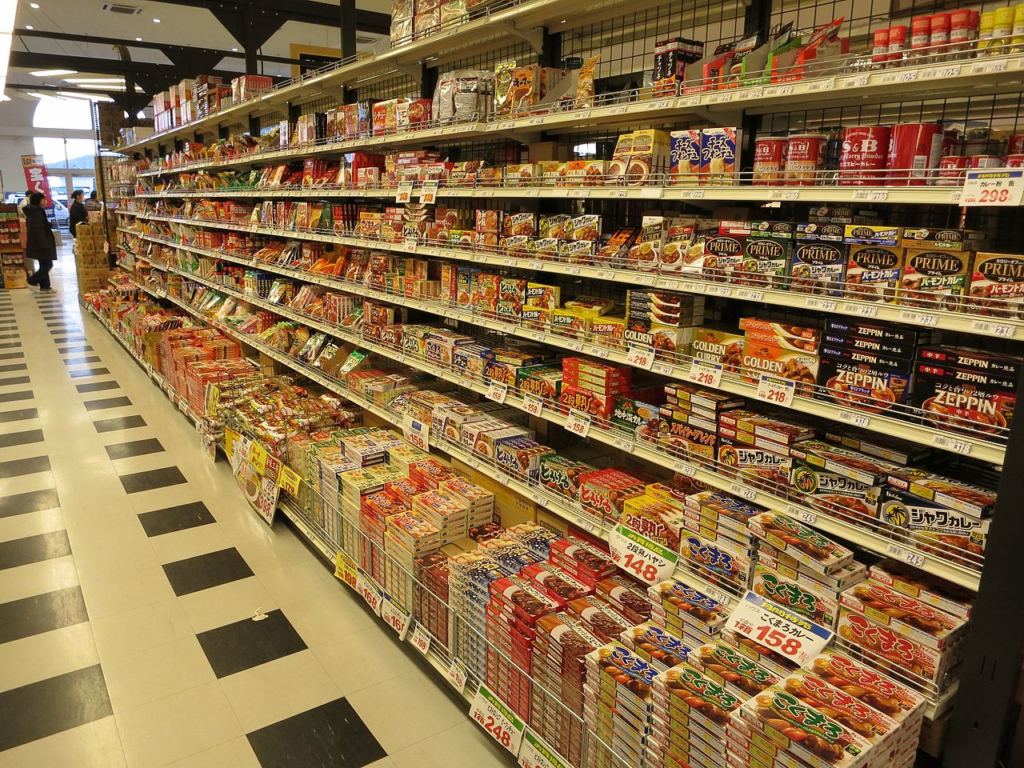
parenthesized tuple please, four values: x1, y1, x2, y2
(817, 345, 913, 412)
(840, 580, 968, 650)
(752, 561, 840, 628)
(910, 362, 1015, 436)
(747, 512, 854, 575)
(898, 247, 971, 310)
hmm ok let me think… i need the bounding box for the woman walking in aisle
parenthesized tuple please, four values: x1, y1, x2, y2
(24, 192, 56, 293)
(69, 189, 87, 239)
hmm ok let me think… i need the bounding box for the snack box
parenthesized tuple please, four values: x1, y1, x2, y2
(700, 127, 740, 186)
(885, 467, 996, 519)
(654, 663, 743, 736)
(820, 427, 930, 467)
(901, 227, 966, 250)
(678, 529, 755, 588)
(683, 491, 762, 539)
(519, 562, 591, 603)
(965, 251, 1024, 318)
(843, 225, 901, 247)
(808, 650, 927, 725)
(790, 239, 848, 296)
(621, 494, 687, 550)
(537, 454, 595, 501)
(718, 411, 817, 448)
(747, 513, 854, 576)
(797, 221, 847, 242)
(790, 440, 899, 487)
(840, 580, 968, 650)
(719, 630, 800, 680)
(911, 361, 1015, 436)
(844, 244, 904, 303)
(736, 686, 875, 768)
(897, 247, 971, 310)
(550, 537, 618, 586)
(689, 641, 781, 699)
(867, 559, 974, 619)
(516, 365, 562, 399)
(702, 228, 746, 282)
(740, 236, 790, 288)
(751, 562, 840, 628)
(835, 610, 957, 689)
(647, 578, 728, 636)
(716, 437, 791, 494)
(576, 600, 638, 645)
(789, 456, 882, 524)
(620, 622, 692, 672)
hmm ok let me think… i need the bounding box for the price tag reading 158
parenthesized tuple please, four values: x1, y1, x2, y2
(564, 410, 592, 439)
(724, 591, 833, 667)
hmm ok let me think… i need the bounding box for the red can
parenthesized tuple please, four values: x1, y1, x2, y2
(839, 126, 891, 185)
(1005, 154, 1024, 168)
(1009, 134, 1024, 154)
(934, 156, 969, 186)
(784, 134, 828, 185)
(931, 12, 951, 56)
(911, 15, 932, 55)
(950, 9, 973, 51)
(888, 24, 908, 60)
(753, 137, 787, 185)
(970, 155, 1004, 169)
(872, 28, 890, 64)
(887, 123, 944, 185)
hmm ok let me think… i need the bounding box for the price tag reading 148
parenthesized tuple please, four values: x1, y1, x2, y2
(724, 591, 834, 667)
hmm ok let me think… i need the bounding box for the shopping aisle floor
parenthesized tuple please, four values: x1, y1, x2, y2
(0, 255, 512, 768)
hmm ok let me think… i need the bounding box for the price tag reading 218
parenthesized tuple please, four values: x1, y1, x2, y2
(687, 360, 723, 388)
(756, 375, 796, 408)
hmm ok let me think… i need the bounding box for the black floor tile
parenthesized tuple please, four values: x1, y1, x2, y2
(0, 430, 44, 448)
(76, 381, 119, 394)
(69, 368, 109, 379)
(137, 501, 214, 537)
(0, 665, 111, 752)
(64, 357, 100, 366)
(162, 548, 253, 597)
(0, 530, 71, 571)
(0, 407, 37, 423)
(0, 364, 25, 373)
(0, 455, 50, 478)
(106, 438, 163, 461)
(93, 415, 146, 433)
(54, 338, 87, 346)
(0, 375, 29, 386)
(0, 488, 59, 519)
(0, 353, 24, 360)
(0, 333, 19, 340)
(197, 609, 306, 679)
(119, 466, 186, 494)
(0, 586, 89, 644)
(84, 396, 131, 411)
(0, 390, 32, 403)
(0, 343, 22, 350)
(246, 697, 387, 768)
(59, 346, 93, 355)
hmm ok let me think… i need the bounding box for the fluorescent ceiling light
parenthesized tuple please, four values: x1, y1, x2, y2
(30, 69, 77, 77)
(26, 91, 48, 99)
(135, 37, 141, 41)
(55, 90, 114, 102)
(30, 2, 39, 8)
(23, 24, 30, 29)
(152, 17, 160, 22)
(64, 77, 124, 84)
(0, 94, 9, 101)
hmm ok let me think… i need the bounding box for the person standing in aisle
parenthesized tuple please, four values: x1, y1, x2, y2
(24, 192, 56, 293)
(68, 189, 87, 239)
(84, 189, 101, 214)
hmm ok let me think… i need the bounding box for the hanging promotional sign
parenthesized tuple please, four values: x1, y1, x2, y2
(21, 155, 52, 205)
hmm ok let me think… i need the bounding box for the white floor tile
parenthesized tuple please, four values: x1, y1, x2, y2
(388, 720, 512, 768)
(161, 737, 260, 768)
(0, 716, 126, 768)
(0, 470, 55, 497)
(312, 626, 421, 697)
(256, 558, 344, 608)
(177, 576, 278, 635)
(80, 562, 177, 619)
(0, 622, 99, 693)
(280, 590, 379, 647)
(148, 524, 233, 566)
(0, 554, 79, 604)
(0, 506, 65, 544)
(91, 597, 195, 663)
(103, 636, 216, 713)
(115, 681, 244, 768)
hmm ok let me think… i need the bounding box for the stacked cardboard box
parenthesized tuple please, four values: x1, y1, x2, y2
(74, 222, 109, 294)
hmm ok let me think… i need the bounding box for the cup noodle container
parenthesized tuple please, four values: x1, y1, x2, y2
(753, 137, 787, 185)
(934, 155, 969, 186)
(839, 126, 891, 185)
(887, 123, 944, 185)
(784, 133, 827, 186)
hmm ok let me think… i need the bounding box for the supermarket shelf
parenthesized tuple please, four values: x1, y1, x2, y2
(126, 228, 1008, 465)
(114, 261, 984, 593)
(128, 51, 1024, 172)
(134, 182, 967, 206)
(124, 214, 1024, 340)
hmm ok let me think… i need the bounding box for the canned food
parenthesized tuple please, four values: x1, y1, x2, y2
(1005, 154, 1024, 168)
(784, 133, 828, 186)
(931, 12, 951, 57)
(978, 10, 995, 54)
(839, 126, 891, 186)
(753, 137, 787, 186)
(872, 28, 890, 65)
(887, 123, 944, 185)
(950, 9, 973, 52)
(1009, 134, 1024, 154)
(888, 24, 908, 61)
(994, 6, 1014, 54)
(934, 156, 969, 186)
(970, 155, 1004, 169)
(910, 15, 931, 56)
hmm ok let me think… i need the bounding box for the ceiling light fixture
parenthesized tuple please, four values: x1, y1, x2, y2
(24, 24, 31, 29)
(232, 47, 238, 52)
(64, 77, 125, 84)
(29, 2, 39, 7)
(30, 69, 77, 77)
(152, 17, 160, 22)
(135, 37, 142, 41)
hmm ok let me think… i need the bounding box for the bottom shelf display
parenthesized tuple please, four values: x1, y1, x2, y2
(82, 282, 966, 767)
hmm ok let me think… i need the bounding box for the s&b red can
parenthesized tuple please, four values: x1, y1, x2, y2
(934, 155, 969, 185)
(887, 123, 944, 185)
(753, 137, 787, 185)
(1005, 154, 1024, 168)
(970, 155, 1004, 169)
(1009, 135, 1024, 154)
(784, 133, 828, 186)
(839, 126, 891, 185)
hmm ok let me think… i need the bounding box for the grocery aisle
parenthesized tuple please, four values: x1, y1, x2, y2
(0, 256, 511, 768)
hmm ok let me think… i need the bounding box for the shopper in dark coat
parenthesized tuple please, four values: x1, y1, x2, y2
(69, 189, 87, 238)
(24, 193, 56, 292)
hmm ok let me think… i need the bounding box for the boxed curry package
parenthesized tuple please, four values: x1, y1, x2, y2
(965, 251, 1024, 318)
(898, 246, 972, 309)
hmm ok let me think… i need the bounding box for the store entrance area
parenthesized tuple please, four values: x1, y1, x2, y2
(0, 261, 511, 768)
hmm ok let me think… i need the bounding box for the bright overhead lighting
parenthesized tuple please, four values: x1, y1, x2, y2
(135, 37, 141, 42)
(232, 47, 238, 52)
(64, 77, 124, 84)
(30, 69, 76, 77)
(0, 94, 9, 101)
(26, 91, 48, 99)
(29, 2, 40, 8)
(152, 17, 160, 22)
(55, 90, 114, 102)
(24, 24, 31, 29)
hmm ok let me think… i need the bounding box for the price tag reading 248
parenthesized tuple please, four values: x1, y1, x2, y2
(470, 684, 526, 755)
(724, 591, 833, 667)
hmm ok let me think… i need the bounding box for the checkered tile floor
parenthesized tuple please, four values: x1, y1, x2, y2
(0, 255, 512, 767)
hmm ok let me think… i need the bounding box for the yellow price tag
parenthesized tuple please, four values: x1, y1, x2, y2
(248, 443, 268, 475)
(278, 467, 302, 496)
(334, 551, 357, 587)
(224, 428, 240, 460)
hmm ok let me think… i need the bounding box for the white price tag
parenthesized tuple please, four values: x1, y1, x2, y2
(736, 288, 764, 301)
(420, 180, 439, 205)
(396, 181, 414, 203)
(652, 362, 674, 376)
(566, 340, 584, 352)
(564, 410, 592, 439)
(356, 570, 383, 616)
(756, 375, 796, 408)
(972, 59, 1008, 75)
(672, 460, 697, 478)
(852, 189, 889, 202)
(448, 661, 468, 693)
(531, 492, 548, 508)
(923, 64, 961, 79)
(707, 284, 734, 297)
(842, 75, 869, 88)
(931, 434, 973, 455)
(769, 190, 799, 200)
(404, 235, 418, 252)
(724, 591, 834, 667)
(409, 623, 431, 655)
(636, 274, 655, 285)
(678, 95, 701, 107)
(380, 593, 412, 640)
(612, 435, 634, 453)
(610, 105, 629, 114)
(687, 359, 723, 388)
(837, 410, 871, 428)
(843, 301, 878, 317)
(470, 685, 526, 755)
(807, 77, 835, 92)
(576, 515, 597, 533)
(626, 345, 656, 370)
(569, 188, 589, 198)
(788, 505, 818, 526)
(486, 381, 509, 404)
(804, 297, 838, 311)
(640, 188, 663, 199)
(609, 523, 679, 585)
(528, 116, 544, 126)
(969, 319, 1016, 337)
(886, 542, 925, 568)
(729, 481, 758, 502)
(519, 730, 572, 768)
(609, 189, 629, 198)
(402, 414, 431, 451)
(522, 393, 544, 417)
(898, 310, 938, 327)
(960, 169, 1024, 207)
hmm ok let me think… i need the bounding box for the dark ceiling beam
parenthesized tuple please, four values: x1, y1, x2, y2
(150, 0, 390, 35)
(14, 28, 334, 68)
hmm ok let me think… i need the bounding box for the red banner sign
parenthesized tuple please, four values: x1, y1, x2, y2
(21, 155, 52, 205)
